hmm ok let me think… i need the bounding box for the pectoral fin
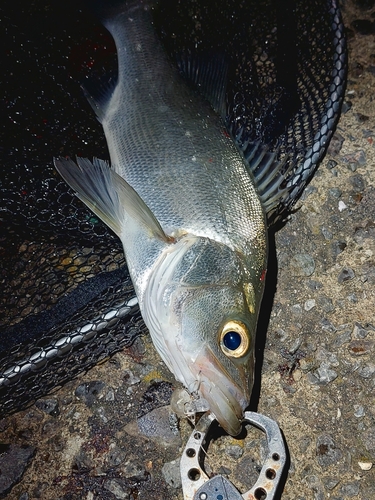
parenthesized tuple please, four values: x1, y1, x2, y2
(54, 157, 171, 242)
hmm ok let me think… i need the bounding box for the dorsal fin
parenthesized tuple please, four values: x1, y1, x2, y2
(235, 139, 293, 221)
(176, 52, 229, 120)
(81, 72, 118, 123)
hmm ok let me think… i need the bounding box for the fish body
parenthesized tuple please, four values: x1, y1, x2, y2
(56, 1, 269, 436)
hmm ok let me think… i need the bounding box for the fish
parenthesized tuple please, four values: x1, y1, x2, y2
(53, 0, 339, 436)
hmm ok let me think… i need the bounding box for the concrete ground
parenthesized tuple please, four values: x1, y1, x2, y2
(1, 1, 375, 499)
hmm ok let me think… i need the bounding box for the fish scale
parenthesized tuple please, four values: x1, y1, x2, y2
(0, 0, 347, 425)
(55, 0, 268, 436)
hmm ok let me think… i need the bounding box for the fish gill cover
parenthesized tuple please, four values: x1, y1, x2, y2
(0, 0, 346, 416)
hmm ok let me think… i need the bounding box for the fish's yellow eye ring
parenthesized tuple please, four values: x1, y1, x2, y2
(219, 320, 250, 358)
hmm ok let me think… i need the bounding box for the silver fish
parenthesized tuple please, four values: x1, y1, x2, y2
(55, 1, 273, 436)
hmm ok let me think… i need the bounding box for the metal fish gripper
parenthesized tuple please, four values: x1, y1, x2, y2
(180, 411, 287, 500)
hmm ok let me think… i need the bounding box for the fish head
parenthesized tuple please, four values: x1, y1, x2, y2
(143, 235, 267, 436)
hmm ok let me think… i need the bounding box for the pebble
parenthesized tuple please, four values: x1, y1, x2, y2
(106, 446, 126, 467)
(123, 369, 141, 386)
(304, 299, 316, 311)
(354, 405, 365, 417)
(322, 476, 340, 490)
(348, 339, 374, 356)
(349, 173, 365, 192)
(315, 347, 339, 366)
(122, 460, 149, 482)
(357, 363, 375, 378)
(331, 240, 347, 259)
(338, 200, 347, 212)
(341, 149, 366, 171)
(104, 479, 130, 500)
(162, 459, 181, 488)
(129, 406, 181, 448)
(75, 381, 106, 406)
(138, 382, 174, 418)
(289, 253, 316, 277)
(340, 482, 360, 497)
(328, 187, 342, 198)
(0, 444, 36, 497)
(317, 295, 335, 313)
(358, 461, 372, 471)
(291, 304, 303, 315)
(316, 435, 342, 467)
(338, 267, 355, 283)
(321, 226, 333, 240)
(106, 388, 115, 402)
(363, 427, 375, 453)
(352, 322, 369, 339)
(225, 444, 244, 459)
(315, 362, 338, 385)
(35, 398, 60, 417)
(321, 318, 337, 332)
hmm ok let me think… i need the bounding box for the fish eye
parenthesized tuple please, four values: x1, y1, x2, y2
(220, 320, 250, 358)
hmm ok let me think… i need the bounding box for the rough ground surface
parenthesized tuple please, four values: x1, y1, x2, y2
(1, 1, 375, 499)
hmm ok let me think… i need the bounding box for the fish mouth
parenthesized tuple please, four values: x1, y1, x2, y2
(194, 348, 250, 436)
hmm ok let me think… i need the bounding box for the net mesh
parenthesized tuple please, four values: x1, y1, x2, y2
(0, 0, 347, 416)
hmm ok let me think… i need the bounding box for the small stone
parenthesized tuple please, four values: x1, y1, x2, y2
(328, 132, 345, 155)
(131, 406, 182, 448)
(332, 330, 351, 348)
(347, 293, 358, 303)
(338, 267, 355, 283)
(75, 381, 106, 406)
(289, 254, 316, 277)
(0, 444, 36, 497)
(316, 435, 342, 467)
(331, 240, 347, 259)
(106, 388, 115, 402)
(321, 226, 333, 240)
(321, 318, 337, 332)
(358, 461, 372, 471)
(338, 200, 347, 212)
(340, 482, 360, 497)
(317, 296, 335, 313)
(364, 427, 375, 453)
(341, 101, 352, 113)
(349, 173, 366, 192)
(328, 187, 342, 198)
(162, 459, 181, 488)
(123, 369, 141, 386)
(106, 446, 126, 467)
(341, 150, 366, 171)
(225, 445, 244, 459)
(348, 340, 374, 356)
(104, 479, 130, 499)
(322, 476, 340, 490)
(315, 362, 338, 385)
(304, 299, 316, 311)
(291, 304, 303, 315)
(352, 322, 369, 339)
(358, 364, 375, 378)
(308, 280, 323, 290)
(315, 347, 339, 366)
(35, 399, 60, 417)
(122, 461, 148, 482)
(354, 405, 365, 417)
